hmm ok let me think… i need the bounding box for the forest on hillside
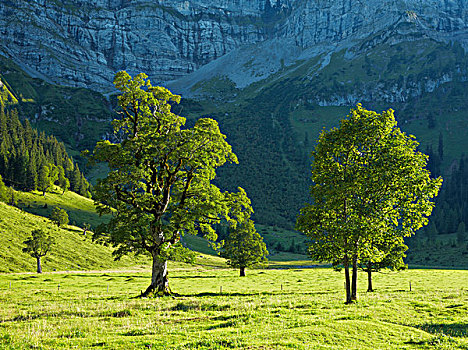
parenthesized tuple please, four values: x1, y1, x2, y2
(0, 107, 90, 197)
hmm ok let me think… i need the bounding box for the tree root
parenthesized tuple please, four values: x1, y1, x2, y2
(138, 284, 173, 298)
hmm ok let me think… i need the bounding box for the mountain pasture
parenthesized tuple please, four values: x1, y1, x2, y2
(0, 266, 467, 349)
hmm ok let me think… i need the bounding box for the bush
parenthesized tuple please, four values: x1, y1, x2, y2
(50, 207, 69, 227)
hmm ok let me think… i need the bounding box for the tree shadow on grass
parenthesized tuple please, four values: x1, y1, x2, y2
(178, 290, 336, 298)
(413, 322, 468, 337)
(172, 275, 219, 279)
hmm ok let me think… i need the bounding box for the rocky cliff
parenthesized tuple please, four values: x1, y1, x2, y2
(0, 0, 272, 90)
(1, 0, 467, 91)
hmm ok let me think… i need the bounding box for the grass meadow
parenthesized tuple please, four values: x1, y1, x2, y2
(0, 260, 467, 349)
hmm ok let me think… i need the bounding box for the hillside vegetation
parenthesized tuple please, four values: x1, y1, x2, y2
(0, 56, 113, 153)
(0, 200, 141, 273)
(180, 39, 468, 231)
(2, 40, 467, 231)
(0, 39, 467, 268)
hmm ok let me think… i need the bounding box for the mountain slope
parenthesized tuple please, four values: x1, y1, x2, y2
(0, 56, 113, 153)
(0, 200, 139, 273)
(1, 0, 467, 233)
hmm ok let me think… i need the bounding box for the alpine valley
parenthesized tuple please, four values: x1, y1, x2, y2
(1, 0, 467, 266)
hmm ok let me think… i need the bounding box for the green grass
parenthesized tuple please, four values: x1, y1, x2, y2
(0, 267, 466, 349)
(13, 187, 110, 229)
(0, 79, 19, 106)
(0, 201, 141, 273)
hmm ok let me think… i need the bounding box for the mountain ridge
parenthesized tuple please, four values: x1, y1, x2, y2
(1, 0, 468, 91)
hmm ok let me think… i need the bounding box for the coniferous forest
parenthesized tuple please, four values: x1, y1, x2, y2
(0, 107, 90, 197)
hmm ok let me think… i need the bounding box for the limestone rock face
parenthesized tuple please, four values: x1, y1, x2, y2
(0, 0, 269, 90)
(0, 0, 467, 91)
(282, 0, 468, 49)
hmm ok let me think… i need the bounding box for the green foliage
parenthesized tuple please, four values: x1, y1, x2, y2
(0, 174, 7, 202)
(38, 163, 58, 195)
(50, 207, 69, 227)
(359, 238, 408, 273)
(22, 228, 54, 259)
(220, 219, 269, 274)
(297, 105, 442, 302)
(91, 71, 252, 292)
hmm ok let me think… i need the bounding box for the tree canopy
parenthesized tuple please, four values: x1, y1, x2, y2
(91, 71, 252, 296)
(296, 104, 442, 303)
(50, 207, 69, 227)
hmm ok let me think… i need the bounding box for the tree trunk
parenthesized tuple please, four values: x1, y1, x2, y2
(36, 256, 42, 274)
(367, 268, 373, 292)
(344, 255, 352, 304)
(141, 253, 170, 297)
(351, 255, 358, 301)
(240, 266, 246, 277)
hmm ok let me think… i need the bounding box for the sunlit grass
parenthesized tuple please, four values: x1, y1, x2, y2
(0, 267, 466, 349)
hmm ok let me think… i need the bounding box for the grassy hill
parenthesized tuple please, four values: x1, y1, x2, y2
(6, 187, 312, 264)
(0, 200, 142, 273)
(13, 188, 110, 229)
(0, 77, 18, 107)
(3, 185, 466, 272)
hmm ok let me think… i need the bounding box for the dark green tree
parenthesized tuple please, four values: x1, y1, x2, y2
(91, 71, 252, 296)
(297, 105, 442, 304)
(22, 229, 54, 273)
(50, 207, 69, 227)
(457, 222, 466, 246)
(220, 219, 268, 276)
(56, 166, 70, 194)
(0, 174, 7, 202)
(25, 154, 38, 191)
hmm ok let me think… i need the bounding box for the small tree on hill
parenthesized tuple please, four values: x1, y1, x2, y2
(38, 163, 58, 196)
(50, 207, 69, 227)
(221, 219, 268, 276)
(57, 166, 70, 194)
(22, 229, 54, 273)
(297, 105, 442, 304)
(82, 222, 91, 236)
